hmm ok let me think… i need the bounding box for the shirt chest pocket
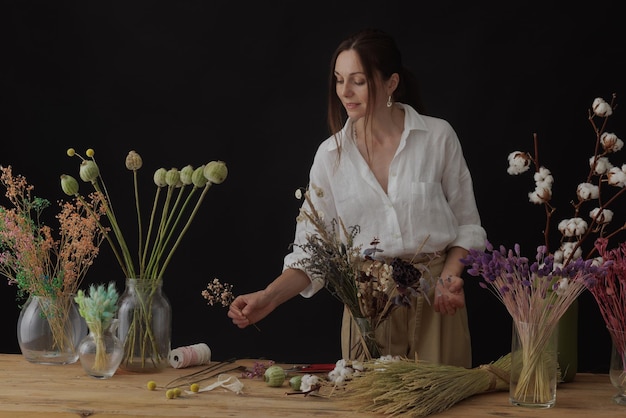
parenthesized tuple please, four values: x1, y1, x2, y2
(408, 181, 457, 237)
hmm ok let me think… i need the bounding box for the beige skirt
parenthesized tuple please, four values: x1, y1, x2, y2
(340, 254, 472, 368)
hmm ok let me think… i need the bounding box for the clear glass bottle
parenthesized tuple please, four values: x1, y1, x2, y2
(116, 278, 171, 372)
(78, 319, 124, 379)
(17, 294, 87, 365)
(608, 327, 626, 405)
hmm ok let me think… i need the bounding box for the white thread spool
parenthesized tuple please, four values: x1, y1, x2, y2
(168, 343, 211, 368)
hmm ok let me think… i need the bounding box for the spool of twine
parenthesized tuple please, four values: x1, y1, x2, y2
(168, 343, 212, 368)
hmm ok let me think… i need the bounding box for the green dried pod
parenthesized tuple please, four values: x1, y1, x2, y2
(60, 174, 79, 196)
(289, 375, 302, 391)
(203, 160, 228, 185)
(180, 165, 194, 185)
(264, 365, 286, 387)
(165, 168, 180, 187)
(125, 150, 143, 171)
(79, 160, 100, 183)
(153, 168, 167, 187)
(191, 165, 207, 188)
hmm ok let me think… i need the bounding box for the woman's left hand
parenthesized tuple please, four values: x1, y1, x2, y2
(433, 275, 465, 315)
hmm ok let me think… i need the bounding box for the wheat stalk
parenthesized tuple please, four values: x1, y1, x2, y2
(334, 353, 512, 417)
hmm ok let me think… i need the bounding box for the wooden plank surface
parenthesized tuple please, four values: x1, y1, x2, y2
(0, 353, 623, 417)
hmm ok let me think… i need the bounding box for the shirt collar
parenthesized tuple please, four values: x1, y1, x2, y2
(325, 103, 428, 152)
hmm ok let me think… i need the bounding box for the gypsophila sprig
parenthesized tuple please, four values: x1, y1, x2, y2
(201, 278, 234, 307)
(201, 277, 260, 331)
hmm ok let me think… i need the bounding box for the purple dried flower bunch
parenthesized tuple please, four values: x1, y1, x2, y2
(462, 241, 608, 327)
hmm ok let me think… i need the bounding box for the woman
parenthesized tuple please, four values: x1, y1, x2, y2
(228, 28, 486, 368)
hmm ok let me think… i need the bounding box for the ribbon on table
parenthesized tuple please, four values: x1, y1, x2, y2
(185, 373, 244, 395)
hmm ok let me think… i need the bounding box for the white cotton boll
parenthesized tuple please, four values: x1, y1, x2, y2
(576, 182, 600, 200)
(528, 186, 551, 204)
(553, 248, 565, 264)
(590, 207, 614, 224)
(590, 156, 613, 175)
(607, 166, 626, 187)
(601, 132, 624, 153)
(335, 359, 347, 368)
(558, 242, 583, 261)
(558, 218, 587, 237)
(593, 97, 613, 117)
(555, 278, 570, 296)
(351, 360, 364, 372)
(507, 151, 532, 175)
(534, 167, 554, 184)
(300, 374, 320, 392)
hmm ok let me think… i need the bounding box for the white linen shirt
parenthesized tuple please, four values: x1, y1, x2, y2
(284, 103, 487, 297)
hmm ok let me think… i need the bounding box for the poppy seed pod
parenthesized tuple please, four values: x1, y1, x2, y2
(153, 168, 167, 187)
(165, 168, 180, 187)
(60, 174, 79, 196)
(191, 165, 207, 188)
(264, 365, 286, 387)
(125, 150, 143, 171)
(180, 165, 194, 185)
(79, 160, 100, 183)
(204, 161, 228, 184)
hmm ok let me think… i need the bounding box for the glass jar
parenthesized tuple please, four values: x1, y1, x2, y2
(608, 327, 626, 405)
(78, 319, 124, 379)
(17, 294, 86, 365)
(116, 278, 171, 372)
(509, 320, 558, 408)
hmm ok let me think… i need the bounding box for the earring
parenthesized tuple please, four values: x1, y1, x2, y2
(386, 96, 393, 108)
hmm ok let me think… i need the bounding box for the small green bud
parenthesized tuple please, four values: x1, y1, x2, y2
(165, 168, 180, 187)
(79, 160, 100, 183)
(180, 165, 194, 185)
(264, 365, 286, 387)
(153, 168, 167, 187)
(289, 375, 302, 391)
(60, 174, 79, 196)
(125, 150, 143, 171)
(204, 160, 228, 185)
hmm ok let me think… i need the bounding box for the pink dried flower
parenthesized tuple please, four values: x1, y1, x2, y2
(201, 277, 234, 307)
(0, 165, 105, 300)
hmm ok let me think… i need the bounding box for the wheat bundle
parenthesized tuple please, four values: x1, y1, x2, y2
(335, 353, 511, 417)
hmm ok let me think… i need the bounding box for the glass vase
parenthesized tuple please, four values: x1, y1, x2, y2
(509, 320, 558, 408)
(116, 278, 171, 372)
(78, 319, 124, 379)
(17, 294, 87, 365)
(350, 316, 381, 361)
(608, 327, 626, 405)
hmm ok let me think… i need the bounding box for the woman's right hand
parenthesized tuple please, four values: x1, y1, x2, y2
(228, 268, 311, 329)
(228, 290, 275, 329)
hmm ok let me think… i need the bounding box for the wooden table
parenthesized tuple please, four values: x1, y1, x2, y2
(0, 353, 623, 417)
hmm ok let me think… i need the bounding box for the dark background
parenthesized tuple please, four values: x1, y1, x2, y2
(2, 1, 625, 372)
